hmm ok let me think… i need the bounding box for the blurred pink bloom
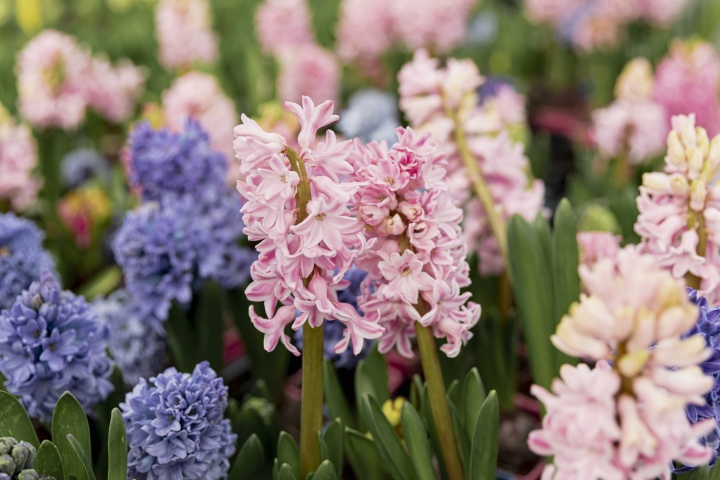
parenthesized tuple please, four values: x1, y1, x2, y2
(155, 0, 218, 70)
(255, 0, 314, 56)
(16, 30, 91, 130)
(278, 45, 340, 104)
(0, 116, 40, 209)
(85, 56, 146, 124)
(636, 0, 691, 26)
(577, 231, 621, 268)
(163, 71, 238, 176)
(336, 0, 394, 68)
(653, 41, 720, 136)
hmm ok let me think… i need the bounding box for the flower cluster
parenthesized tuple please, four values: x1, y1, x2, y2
(577, 231, 621, 268)
(0, 438, 54, 480)
(0, 214, 55, 311)
(592, 58, 667, 165)
(94, 291, 166, 386)
(530, 247, 715, 478)
(255, 0, 314, 56)
(348, 127, 481, 358)
(16, 30, 145, 129)
(525, 0, 690, 51)
(635, 115, 720, 302)
(121, 362, 236, 479)
(162, 71, 238, 174)
(398, 51, 544, 276)
(338, 89, 399, 144)
(60, 148, 110, 189)
(234, 96, 383, 355)
(57, 185, 112, 249)
(155, 0, 218, 70)
(653, 40, 720, 136)
(336, 0, 475, 70)
(0, 106, 40, 210)
(0, 272, 114, 423)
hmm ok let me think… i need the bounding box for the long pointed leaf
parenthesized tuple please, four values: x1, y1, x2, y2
(361, 395, 417, 480)
(0, 391, 39, 447)
(230, 434, 265, 480)
(400, 402, 435, 480)
(107, 409, 127, 480)
(324, 361, 355, 429)
(34, 441, 64, 480)
(53, 393, 92, 480)
(468, 392, 499, 480)
(67, 434, 96, 480)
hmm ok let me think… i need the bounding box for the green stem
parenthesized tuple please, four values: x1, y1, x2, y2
(686, 215, 707, 290)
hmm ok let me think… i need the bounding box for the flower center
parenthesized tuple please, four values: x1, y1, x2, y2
(280, 174, 287, 183)
(0, 246, 8, 257)
(401, 265, 412, 276)
(385, 177, 394, 185)
(316, 213, 326, 221)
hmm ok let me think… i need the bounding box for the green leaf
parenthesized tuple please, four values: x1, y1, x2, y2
(311, 460, 338, 480)
(320, 419, 343, 479)
(165, 303, 198, 373)
(277, 463, 298, 480)
(323, 361, 355, 429)
(690, 465, 710, 480)
(0, 390, 39, 448)
(507, 215, 556, 389)
(277, 431, 300, 479)
(360, 395, 417, 480)
(35, 441, 65, 480)
(461, 368, 486, 440)
(52, 393, 92, 480)
(107, 409, 127, 480)
(230, 434, 265, 480)
(448, 401, 469, 470)
(446, 379, 461, 410)
(709, 463, 720, 480)
(400, 402, 435, 480)
(76, 266, 122, 301)
(355, 347, 390, 425)
(468, 391, 499, 480)
(67, 434, 96, 480)
(196, 280, 225, 372)
(344, 428, 389, 480)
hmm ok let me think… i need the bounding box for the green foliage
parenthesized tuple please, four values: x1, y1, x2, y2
(0, 391, 40, 448)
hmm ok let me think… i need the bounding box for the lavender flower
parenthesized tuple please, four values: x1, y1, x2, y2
(121, 362, 236, 480)
(0, 272, 114, 422)
(338, 89, 399, 143)
(60, 148, 110, 188)
(94, 291, 166, 387)
(0, 213, 56, 311)
(126, 119, 227, 204)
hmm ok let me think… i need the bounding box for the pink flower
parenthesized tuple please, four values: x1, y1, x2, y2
(16, 30, 91, 130)
(155, 0, 218, 70)
(577, 231, 621, 268)
(636, 0, 690, 26)
(0, 114, 40, 209)
(335, 0, 395, 69)
(85, 56, 146, 124)
(255, 0, 314, 56)
(378, 250, 435, 304)
(278, 44, 339, 104)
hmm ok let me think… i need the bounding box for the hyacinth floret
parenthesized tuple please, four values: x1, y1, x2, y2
(121, 362, 236, 480)
(0, 272, 114, 423)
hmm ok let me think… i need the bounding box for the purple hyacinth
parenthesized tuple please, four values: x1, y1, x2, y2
(121, 362, 236, 480)
(126, 119, 227, 205)
(94, 290, 166, 387)
(0, 271, 114, 422)
(0, 213, 56, 311)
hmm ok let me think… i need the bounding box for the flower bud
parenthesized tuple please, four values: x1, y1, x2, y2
(666, 131, 686, 167)
(690, 179, 708, 212)
(11, 443, 35, 471)
(0, 439, 16, 457)
(696, 127, 710, 158)
(0, 454, 15, 475)
(686, 146, 704, 179)
(708, 136, 720, 170)
(642, 172, 670, 193)
(669, 174, 689, 196)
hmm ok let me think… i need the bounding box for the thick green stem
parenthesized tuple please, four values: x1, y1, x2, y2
(300, 322, 324, 477)
(415, 319, 465, 480)
(686, 214, 707, 290)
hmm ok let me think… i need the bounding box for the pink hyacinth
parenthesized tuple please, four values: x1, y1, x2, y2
(155, 0, 218, 70)
(16, 30, 92, 130)
(84, 56, 146, 124)
(255, 0, 314, 56)
(636, 0, 691, 26)
(577, 231, 621, 268)
(399, 51, 544, 275)
(163, 71, 238, 176)
(653, 40, 720, 136)
(336, 0, 394, 68)
(635, 114, 720, 301)
(349, 127, 481, 358)
(277, 45, 339, 104)
(532, 246, 715, 478)
(234, 96, 383, 355)
(0, 112, 40, 210)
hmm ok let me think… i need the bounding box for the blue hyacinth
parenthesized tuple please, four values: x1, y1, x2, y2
(94, 290, 166, 387)
(0, 271, 114, 422)
(296, 268, 372, 368)
(60, 148, 110, 188)
(127, 119, 228, 205)
(0, 213, 56, 311)
(684, 289, 720, 469)
(338, 89, 399, 144)
(121, 362, 236, 480)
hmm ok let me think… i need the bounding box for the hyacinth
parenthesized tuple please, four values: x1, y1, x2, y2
(593, 58, 667, 165)
(398, 51, 544, 276)
(336, 0, 475, 68)
(577, 231, 621, 268)
(112, 195, 253, 325)
(58, 185, 112, 249)
(126, 119, 228, 204)
(295, 268, 373, 368)
(348, 128, 481, 358)
(255, 0, 313, 56)
(0, 110, 40, 210)
(0, 213, 55, 311)
(530, 247, 715, 478)
(94, 291, 166, 386)
(477, 81, 527, 139)
(338, 89, 399, 144)
(162, 72, 238, 171)
(635, 115, 720, 302)
(0, 272, 114, 423)
(0, 438, 54, 480)
(234, 96, 384, 355)
(277, 44, 339, 104)
(60, 148, 110, 188)
(653, 40, 720, 136)
(84, 56, 146, 124)
(683, 289, 720, 469)
(121, 362, 236, 479)
(16, 29, 91, 130)
(155, 0, 218, 70)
